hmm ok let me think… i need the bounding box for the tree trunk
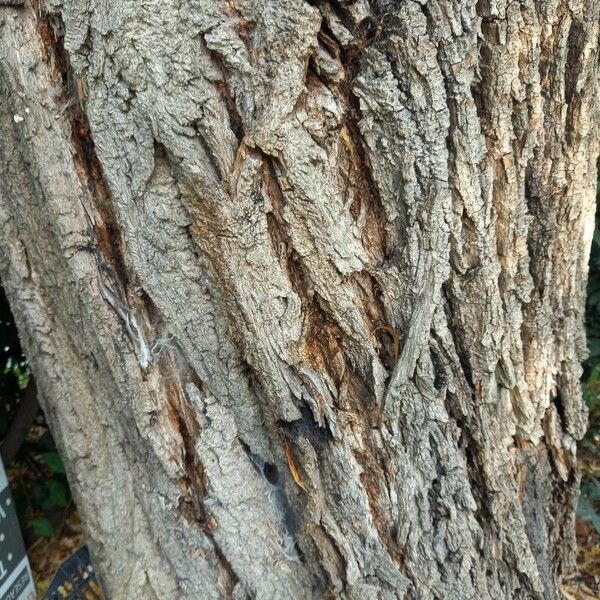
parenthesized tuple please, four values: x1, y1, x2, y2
(0, 0, 598, 598)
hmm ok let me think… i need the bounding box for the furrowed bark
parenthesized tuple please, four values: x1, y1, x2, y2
(0, 0, 598, 598)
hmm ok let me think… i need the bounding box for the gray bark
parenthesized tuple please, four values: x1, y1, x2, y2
(0, 0, 598, 598)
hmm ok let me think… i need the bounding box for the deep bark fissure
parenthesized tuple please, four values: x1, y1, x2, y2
(36, 10, 130, 290)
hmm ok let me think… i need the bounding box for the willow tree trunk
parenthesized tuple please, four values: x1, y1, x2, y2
(0, 0, 598, 597)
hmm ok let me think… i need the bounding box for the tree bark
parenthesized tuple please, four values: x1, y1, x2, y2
(0, 0, 598, 598)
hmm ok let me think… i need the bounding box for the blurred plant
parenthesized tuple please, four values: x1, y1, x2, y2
(0, 283, 71, 541)
(0, 285, 29, 436)
(579, 475, 600, 533)
(578, 168, 600, 533)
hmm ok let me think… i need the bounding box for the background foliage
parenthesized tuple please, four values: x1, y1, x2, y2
(577, 171, 600, 532)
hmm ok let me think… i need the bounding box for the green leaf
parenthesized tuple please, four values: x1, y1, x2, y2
(587, 363, 600, 387)
(36, 431, 56, 451)
(45, 479, 68, 508)
(39, 452, 65, 474)
(30, 518, 54, 539)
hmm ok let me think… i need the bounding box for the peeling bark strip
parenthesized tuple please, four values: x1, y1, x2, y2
(0, 0, 598, 597)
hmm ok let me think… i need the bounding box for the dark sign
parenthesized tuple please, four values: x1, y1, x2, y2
(0, 461, 35, 600)
(42, 546, 102, 600)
